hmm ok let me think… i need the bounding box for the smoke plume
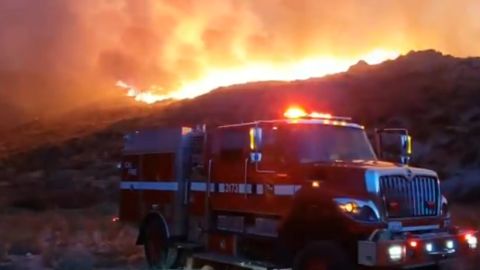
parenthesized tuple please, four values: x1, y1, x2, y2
(0, 0, 479, 122)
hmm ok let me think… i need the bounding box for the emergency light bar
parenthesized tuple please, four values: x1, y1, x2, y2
(283, 106, 352, 121)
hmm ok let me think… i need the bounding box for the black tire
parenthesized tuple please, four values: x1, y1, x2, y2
(144, 217, 177, 269)
(293, 241, 355, 270)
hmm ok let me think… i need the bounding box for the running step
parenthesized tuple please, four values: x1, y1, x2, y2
(173, 242, 204, 250)
(192, 252, 285, 270)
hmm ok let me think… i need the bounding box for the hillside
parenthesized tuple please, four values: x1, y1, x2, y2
(2, 50, 480, 206)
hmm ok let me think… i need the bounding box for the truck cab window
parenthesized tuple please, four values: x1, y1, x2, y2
(261, 126, 288, 168)
(291, 125, 376, 162)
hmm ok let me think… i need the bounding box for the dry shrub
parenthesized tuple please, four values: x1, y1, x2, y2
(0, 205, 143, 269)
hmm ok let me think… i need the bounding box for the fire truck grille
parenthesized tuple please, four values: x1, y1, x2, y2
(380, 175, 440, 218)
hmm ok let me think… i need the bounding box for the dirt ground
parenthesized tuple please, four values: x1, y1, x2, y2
(0, 203, 478, 270)
(0, 204, 146, 270)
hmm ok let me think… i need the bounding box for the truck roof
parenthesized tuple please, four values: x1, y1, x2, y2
(218, 118, 364, 130)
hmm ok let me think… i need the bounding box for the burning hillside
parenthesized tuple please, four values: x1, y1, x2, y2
(116, 49, 400, 103)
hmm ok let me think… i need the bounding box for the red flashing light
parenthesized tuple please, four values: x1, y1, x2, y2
(284, 107, 308, 119)
(284, 106, 332, 120)
(409, 240, 418, 248)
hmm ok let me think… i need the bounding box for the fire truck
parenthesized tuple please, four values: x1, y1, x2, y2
(119, 107, 477, 269)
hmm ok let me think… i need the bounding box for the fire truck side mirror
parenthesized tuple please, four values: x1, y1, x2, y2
(249, 127, 263, 163)
(249, 127, 263, 151)
(375, 128, 412, 165)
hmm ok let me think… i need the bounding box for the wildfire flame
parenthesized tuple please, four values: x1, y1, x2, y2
(118, 49, 400, 104)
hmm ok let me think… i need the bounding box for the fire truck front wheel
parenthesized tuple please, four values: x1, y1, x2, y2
(144, 217, 176, 269)
(293, 241, 355, 270)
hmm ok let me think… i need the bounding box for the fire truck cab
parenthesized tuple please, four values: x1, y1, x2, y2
(119, 108, 478, 269)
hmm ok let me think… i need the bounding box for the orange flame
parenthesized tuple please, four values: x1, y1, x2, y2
(116, 81, 168, 104)
(118, 49, 400, 104)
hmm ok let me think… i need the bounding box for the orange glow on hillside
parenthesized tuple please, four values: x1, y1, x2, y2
(118, 49, 400, 104)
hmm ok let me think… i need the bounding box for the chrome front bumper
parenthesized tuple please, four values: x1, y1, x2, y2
(358, 229, 478, 268)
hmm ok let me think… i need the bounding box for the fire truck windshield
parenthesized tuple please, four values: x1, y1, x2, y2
(281, 124, 377, 163)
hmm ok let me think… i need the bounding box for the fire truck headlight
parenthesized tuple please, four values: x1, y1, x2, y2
(425, 243, 434, 253)
(445, 240, 454, 250)
(334, 198, 380, 223)
(388, 245, 404, 261)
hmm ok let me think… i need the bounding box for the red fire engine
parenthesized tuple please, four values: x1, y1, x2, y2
(119, 107, 477, 269)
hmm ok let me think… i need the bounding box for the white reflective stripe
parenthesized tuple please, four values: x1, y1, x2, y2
(241, 184, 251, 194)
(122, 180, 302, 196)
(191, 182, 262, 194)
(191, 182, 301, 195)
(120, 181, 178, 191)
(218, 183, 225, 192)
(190, 182, 207, 191)
(241, 184, 252, 194)
(274, 185, 302, 196)
(190, 182, 214, 192)
(218, 183, 253, 194)
(256, 184, 264, 195)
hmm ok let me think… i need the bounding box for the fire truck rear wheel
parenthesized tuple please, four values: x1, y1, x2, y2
(144, 217, 177, 269)
(293, 241, 355, 270)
